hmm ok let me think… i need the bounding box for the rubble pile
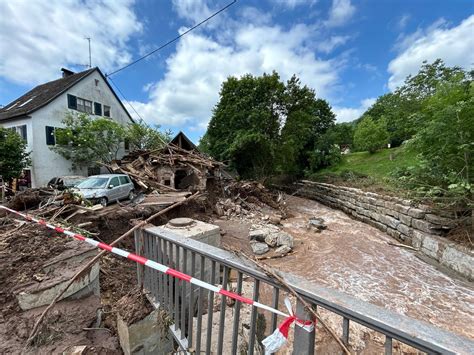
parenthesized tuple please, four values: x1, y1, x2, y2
(248, 225, 294, 257)
(110, 144, 225, 192)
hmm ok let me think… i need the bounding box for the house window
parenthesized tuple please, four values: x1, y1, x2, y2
(77, 98, 92, 113)
(45, 126, 55, 145)
(67, 94, 77, 109)
(94, 102, 102, 116)
(8, 125, 27, 143)
(84, 100, 92, 114)
(104, 105, 111, 117)
(18, 125, 27, 142)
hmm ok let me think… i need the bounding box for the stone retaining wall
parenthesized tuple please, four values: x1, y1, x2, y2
(293, 181, 473, 280)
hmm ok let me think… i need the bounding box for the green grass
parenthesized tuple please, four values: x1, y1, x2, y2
(310, 147, 419, 193)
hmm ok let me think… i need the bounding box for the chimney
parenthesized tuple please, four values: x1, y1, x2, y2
(61, 68, 75, 78)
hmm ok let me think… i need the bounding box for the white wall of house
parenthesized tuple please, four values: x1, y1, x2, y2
(2, 70, 132, 187)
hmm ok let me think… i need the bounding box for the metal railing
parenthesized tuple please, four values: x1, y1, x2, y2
(135, 225, 474, 354)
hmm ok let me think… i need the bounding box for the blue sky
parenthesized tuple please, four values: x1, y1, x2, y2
(1, 0, 473, 142)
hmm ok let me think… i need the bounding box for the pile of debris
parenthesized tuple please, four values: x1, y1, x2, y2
(109, 144, 225, 192)
(248, 225, 294, 257)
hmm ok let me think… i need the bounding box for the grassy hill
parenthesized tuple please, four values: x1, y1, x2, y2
(309, 146, 418, 192)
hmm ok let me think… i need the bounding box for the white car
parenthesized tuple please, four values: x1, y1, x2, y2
(74, 174, 135, 206)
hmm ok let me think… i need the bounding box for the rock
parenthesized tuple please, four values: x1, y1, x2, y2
(307, 217, 327, 231)
(250, 241, 269, 255)
(408, 208, 425, 219)
(269, 215, 281, 225)
(412, 219, 441, 234)
(275, 245, 292, 256)
(398, 214, 412, 227)
(425, 214, 454, 227)
(264, 234, 279, 247)
(249, 229, 267, 242)
(276, 232, 294, 248)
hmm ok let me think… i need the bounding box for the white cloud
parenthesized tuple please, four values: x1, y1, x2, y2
(333, 97, 376, 122)
(0, 0, 142, 85)
(316, 35, 350, 53)
(397, 14, 411, 30)
(325, 0, 355, 28)
(131, 23, 343, 131)
(388, 15, 474, 91)
(270, 0, 318, 8)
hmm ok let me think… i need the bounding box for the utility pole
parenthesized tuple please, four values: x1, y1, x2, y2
(85, 37, 91, 68)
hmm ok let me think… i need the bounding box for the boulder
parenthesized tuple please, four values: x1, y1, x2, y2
(276, 232, 294, 248)
(275, 245, 292, 257)
(249, 230, 267, 242)
(250, 241, 269, 255)
(264, 234, 279, 247)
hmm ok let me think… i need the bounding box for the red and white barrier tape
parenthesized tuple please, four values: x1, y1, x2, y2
(0, 205, 314, 353)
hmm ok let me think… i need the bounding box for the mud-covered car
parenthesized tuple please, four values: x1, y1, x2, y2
(73, 174, 134, 206)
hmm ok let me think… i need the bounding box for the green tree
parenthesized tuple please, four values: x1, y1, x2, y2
(126, 121, 170, 151)
(361, 59, 468, 147)
(279, 76, 335, 175)
(324, 122, 355, 148)
(206, 72, 285, 177)
(353, 116, 389, 153)
(206, 72, 335, 178)
(52, 113, 126, 169)
(0, 127, 31, 181)
(406, 73, 474, 193)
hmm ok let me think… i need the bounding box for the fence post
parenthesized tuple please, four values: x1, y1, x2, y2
(292, 299, 315, 355)
(134, 228, 144, 289)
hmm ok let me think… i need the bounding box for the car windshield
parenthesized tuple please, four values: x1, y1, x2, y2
(64, 177, 86, 186)
(76, 177, 108, 189)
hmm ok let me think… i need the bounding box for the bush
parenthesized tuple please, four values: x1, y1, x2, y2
(353, 116, 389, 153)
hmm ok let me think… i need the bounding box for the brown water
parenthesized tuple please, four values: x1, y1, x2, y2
(266, 195, 474, 340)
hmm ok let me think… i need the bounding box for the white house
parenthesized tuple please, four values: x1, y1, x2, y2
(0, 67, 133, 187)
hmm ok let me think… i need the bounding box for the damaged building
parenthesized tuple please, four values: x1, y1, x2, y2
(115, 132, 226, 191)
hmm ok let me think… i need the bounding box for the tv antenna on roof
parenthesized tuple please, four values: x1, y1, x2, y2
(85, 37, 91, 68)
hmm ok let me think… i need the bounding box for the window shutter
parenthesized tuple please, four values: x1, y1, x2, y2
(67, 94, 77, 109)
(94, 102, 102, 116)
(45, 126, 55, 145)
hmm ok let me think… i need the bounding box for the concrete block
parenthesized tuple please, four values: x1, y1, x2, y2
(412, 219, 440, 234)
(425, 213, 455, 227)
(396, 223, 412, 237)
(17, 262, 99, 311)
(408, 208, 425, 219)
(420, 235, 439, 259)
(117, 308, 172, 355)
(379, 215, 400, 229)
(412, 230, 428, 248)
(399, 214, 412, 227)
(440, 246, 474, 281)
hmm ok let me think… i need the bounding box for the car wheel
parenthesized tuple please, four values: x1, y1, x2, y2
(128, 190, 135, 200)
(99, 197, 108, 207)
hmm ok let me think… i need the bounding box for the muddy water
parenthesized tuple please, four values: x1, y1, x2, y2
(268, 195, 474, 340)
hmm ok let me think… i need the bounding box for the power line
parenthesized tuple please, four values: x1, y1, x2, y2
(107, 76, 146, 124)
(106, 0, 237, 77)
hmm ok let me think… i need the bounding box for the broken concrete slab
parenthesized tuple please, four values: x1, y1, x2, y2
(15, 243, 100, 311)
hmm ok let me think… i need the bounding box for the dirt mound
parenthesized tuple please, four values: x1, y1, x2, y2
(0, 222, 70, 319)
(116, 288, 154, 325)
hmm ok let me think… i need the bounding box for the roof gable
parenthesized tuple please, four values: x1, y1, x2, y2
(0, 68, 133, 122)
(170, 131, 198, 151)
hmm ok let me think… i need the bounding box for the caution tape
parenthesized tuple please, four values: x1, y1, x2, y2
(0, 205, 314, 353)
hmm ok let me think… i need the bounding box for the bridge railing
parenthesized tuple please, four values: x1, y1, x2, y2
(135, 225, 473, 355)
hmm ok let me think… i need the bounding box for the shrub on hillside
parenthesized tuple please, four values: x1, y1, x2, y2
(353, 116, 389, 153)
